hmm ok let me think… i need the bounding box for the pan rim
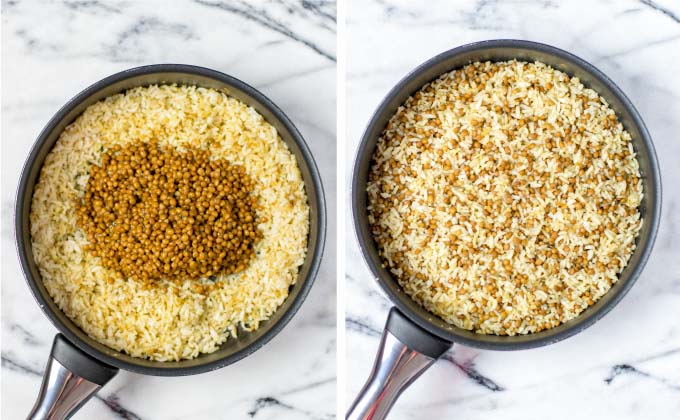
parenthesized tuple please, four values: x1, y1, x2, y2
(351, 39, 662, 350)
(14, 63, 327, 375)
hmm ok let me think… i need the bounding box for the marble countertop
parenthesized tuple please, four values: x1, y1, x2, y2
(1, 1, 336, 419)
(345, 0, 680, 419)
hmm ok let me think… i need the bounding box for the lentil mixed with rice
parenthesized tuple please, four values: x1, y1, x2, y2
(367, 60, 642, 335)
(30, 85, 309, 361)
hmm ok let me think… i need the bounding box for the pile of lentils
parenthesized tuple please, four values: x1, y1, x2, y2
(77, 142, 262, 287)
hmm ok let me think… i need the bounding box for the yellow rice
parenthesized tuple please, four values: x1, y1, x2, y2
(30, 85, 309, 361)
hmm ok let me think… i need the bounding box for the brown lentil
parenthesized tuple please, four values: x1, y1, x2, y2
(77, 141, 262, 286)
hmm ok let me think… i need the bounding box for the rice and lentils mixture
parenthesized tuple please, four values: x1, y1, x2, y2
(30, 85, 309, 360)
(367, 60, 642, 335)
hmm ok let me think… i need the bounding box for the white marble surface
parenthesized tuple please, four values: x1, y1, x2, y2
(1, 1, 336, 419)
(346, 0, 680, 419)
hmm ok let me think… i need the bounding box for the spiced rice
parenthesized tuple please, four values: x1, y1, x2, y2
(367, 60, 642, 335)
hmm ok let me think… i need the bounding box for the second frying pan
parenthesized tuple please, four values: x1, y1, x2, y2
(348, 40, 661, 419)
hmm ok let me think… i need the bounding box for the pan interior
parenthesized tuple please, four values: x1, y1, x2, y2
(352, 40, 660, 350)
(16, 65, 325, 374)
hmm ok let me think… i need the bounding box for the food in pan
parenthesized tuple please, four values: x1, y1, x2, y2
(76, 142, 261, 290)
(30, 85, 309, 361)
(367, 60, 642, 336)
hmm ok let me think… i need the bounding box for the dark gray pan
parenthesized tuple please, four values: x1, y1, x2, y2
(15, 64, 326, 376)
(348, 39, 661, 420)
(352, 39, 661, 350)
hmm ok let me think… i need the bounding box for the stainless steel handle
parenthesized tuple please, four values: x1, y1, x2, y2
(27, 334, 118, 420)
(28, 357, 101, 420)
(347, 308, 452, 420)
(346, 329, 437, 420)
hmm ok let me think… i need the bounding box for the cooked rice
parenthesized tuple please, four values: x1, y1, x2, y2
(30, 85, 309, 361)
(367, 60, 642, 335)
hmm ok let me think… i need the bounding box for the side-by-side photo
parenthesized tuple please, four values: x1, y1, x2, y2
(3, 0, 680, 419)
(346, 1, 678, 419)
(2, 1, 335, 419)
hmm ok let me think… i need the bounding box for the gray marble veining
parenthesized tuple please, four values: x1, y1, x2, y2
(345, 0, 680, 419)
(1, 1, 336, 419)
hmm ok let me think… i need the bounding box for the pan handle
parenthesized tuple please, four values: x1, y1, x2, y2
(347, 308, 452, 420)
(27, 334, 118, 420)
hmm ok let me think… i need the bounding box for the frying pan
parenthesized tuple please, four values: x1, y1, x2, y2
(347, 40, 661, 420)
(14, 64, 326, 419)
